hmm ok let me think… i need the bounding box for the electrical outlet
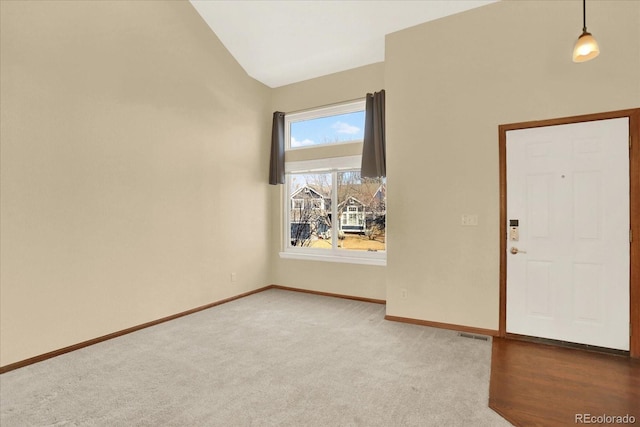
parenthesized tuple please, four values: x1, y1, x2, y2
(231, 272, 237, 282)
(401, 288, 408, 299)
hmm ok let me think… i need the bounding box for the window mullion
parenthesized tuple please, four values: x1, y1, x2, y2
(331, 170, 338, 253)
(284, 174, 291, 249)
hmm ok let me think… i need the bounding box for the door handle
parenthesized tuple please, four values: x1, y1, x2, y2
(510, 247, 527, 255)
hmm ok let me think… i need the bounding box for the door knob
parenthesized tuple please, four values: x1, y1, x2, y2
(510, 247, 527, 255)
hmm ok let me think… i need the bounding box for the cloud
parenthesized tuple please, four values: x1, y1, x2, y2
(291, 136, 316, 147)
(332, 121, 360, 135)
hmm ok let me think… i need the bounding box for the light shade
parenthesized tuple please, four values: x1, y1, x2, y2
(572, 31, 600, 62)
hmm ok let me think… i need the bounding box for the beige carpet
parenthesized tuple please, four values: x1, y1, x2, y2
(0, 288, 511, 426)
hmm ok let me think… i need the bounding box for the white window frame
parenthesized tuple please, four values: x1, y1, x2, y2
(285, 99, 366, 151)
(280, 156, 386, 266)
(280, 100, 385, 266)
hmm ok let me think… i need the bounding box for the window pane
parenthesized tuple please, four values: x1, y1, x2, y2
(289, 173, 332, 248)
(290, 111, 365, 148)
(337, 171, 386, 252)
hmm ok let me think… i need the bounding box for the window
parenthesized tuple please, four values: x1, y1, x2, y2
(281, 101, 386, 266)
(286, 100, 366, 150)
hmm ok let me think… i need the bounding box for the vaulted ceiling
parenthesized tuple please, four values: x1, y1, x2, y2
(190, 1, 498, 88)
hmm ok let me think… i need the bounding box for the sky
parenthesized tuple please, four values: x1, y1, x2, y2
(290, 111, 365, 148)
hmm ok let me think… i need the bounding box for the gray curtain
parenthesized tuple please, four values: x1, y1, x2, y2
(361, 90, 386, 178)
(269, 111, 285, 185)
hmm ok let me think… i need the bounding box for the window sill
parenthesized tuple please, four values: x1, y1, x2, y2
(279, 251, 386, 266)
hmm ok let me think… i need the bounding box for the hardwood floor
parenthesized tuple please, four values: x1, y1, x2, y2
(489, 337, 640, 426)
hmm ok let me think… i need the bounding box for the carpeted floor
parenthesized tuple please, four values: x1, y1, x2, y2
(0, 288, 512, 426)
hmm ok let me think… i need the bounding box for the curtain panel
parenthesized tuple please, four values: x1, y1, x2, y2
(269, 111, 285, 185)
(361, 90, 386, 178)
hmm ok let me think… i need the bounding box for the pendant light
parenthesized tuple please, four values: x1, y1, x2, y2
(572, 0, 599, 62)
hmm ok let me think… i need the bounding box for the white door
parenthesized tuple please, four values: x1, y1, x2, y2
(506, 118, 629, 350)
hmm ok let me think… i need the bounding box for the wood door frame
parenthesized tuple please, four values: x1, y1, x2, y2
(498, 108, 640, 358)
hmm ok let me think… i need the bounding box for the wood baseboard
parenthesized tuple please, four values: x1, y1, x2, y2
(270, 285, 386, 305)
(0, 285, 273, 374)
(385, 315, 499, 337)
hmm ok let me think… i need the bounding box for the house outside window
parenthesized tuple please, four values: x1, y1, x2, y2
(280, 100, 386, 266)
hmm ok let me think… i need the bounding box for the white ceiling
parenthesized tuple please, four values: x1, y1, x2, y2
(190, 0, 498, 88)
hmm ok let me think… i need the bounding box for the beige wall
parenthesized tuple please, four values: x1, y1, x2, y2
(0, 1, 272, 366)
(385, 0, 640, 329)
(270, 64, 387, 300)
(2, 0, 638, 367)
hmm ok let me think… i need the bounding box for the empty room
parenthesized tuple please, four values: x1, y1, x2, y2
(1, 0, 638, 425)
